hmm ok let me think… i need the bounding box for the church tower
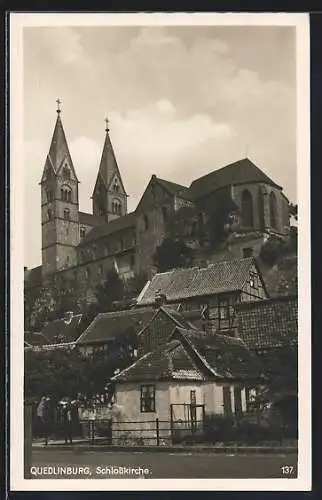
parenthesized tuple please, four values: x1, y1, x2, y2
(92, 118, 128, 222)
(40, 100, 80, 277)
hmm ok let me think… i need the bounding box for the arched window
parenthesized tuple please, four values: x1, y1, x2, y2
(47, 208, 53, 221)
(112, 199, 122, 215)
(162, 206, 168, 223)
(64, 208, 70, 221)
(63, 165, 71, 180)
(113, 179, 120, 192)
(269, 191, 278, 230)
(61, 185, 72, 202)
(143, 214, 149, 231)
(258, 187, 265, 232)
(241, 189, 254, 228)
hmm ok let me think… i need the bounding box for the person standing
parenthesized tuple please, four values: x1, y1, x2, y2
(62, 402, 73, 445)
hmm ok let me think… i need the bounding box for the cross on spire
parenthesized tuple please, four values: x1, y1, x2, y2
(56, 98, 62, 114)
(105, 117, 109, 132)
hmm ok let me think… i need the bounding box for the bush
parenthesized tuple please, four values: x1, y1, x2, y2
(204, 414, 236, 443)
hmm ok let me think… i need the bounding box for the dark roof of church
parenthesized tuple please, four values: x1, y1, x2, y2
(113, 327, 262, 383)
(235, 295, 298, 349)
(137, 258, 259, 305)
(76, 307, 155, 345)
(24, 265, 43, 289)
(189, 158, 280, 200)
(39, 314, 84, 344)
(156, 177, 192, 201)
(79, 212, 105, 227)
(78, 212, 136, 246)
(93, 129, 127, 195)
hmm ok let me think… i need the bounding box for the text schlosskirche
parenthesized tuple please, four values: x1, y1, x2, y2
(30, 465, 151, 477)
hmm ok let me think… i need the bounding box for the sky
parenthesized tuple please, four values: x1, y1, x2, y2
(23, 24, 296, 269)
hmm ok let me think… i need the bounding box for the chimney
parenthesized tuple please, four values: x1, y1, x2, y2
(154, 291, 167, 308)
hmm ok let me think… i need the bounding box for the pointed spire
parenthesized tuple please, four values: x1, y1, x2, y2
(94, 117, 127, 195)
(47, 101, 74, 174)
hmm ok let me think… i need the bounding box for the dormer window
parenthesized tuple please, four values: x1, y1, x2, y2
(64, 208, 70, 221)
(63, 165, 71, 180)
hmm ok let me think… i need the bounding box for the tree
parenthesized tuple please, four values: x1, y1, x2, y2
(289, 203, 298, 223)
(153, 236, 195, 273)
(25, 333, 136, 403)
(201, 190, 238, 248)
(94, 269, 125, 313)
(125, 271, 149, 298)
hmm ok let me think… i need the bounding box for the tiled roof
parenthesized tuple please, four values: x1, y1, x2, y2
(79, 212, 105, 227)
(78, 212, 136, 246)
(175, 328, 263, 381)
(235, 295, 298, 349)
(76, 307, 155, 345)
(113, 326, 262, 383)
(112, 339, 205, 382)
(156, 177, 192, 201)
(24, 265, 43, 289)
(189, 158, 280, 200)
(137, 258, 256, 305)
(39, 314, 84, 344)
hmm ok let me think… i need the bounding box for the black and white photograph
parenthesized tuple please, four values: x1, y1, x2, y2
(10, 12, 310, 491)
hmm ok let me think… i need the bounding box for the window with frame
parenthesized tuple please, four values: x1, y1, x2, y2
(63, 165, 71, 180)
(140, 384, 155, 413)
(249, 271, 258, 289)
(61, 186, 72, 202)
(47, 208, 53, 221)
(219, 298, 230, 320)
(64, 208, 70, 221)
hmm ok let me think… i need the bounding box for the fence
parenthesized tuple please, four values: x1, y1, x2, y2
(80, 417, 205, 446)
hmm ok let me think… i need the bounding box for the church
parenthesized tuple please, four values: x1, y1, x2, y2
(24, 103, 291, 298)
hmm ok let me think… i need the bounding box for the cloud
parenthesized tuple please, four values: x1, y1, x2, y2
(23, 25, 296, 268)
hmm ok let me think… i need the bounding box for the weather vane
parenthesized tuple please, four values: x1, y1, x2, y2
(56, 98, 62, 114)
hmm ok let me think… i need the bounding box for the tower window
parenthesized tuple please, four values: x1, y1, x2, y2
(64, 208, 70, 221)
(112, 199, 122, 215)
(63, 165, 71, 180)
(113, 179, 120, 192)
(80, 227, 86, 239)
(47, 208, 53, 220)
(61, 185, 72, 202)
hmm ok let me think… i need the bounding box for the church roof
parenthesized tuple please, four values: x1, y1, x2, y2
(41, 113, 78, 182)
(156, 177, 192, 201)
(79, 211, 105, 227)
(235, 295, 298, 349)
(78, 212, 136, 246)
(189, 158, 280, 200)
(93, 129, 127, 195)
(137, 258, 259, 305)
